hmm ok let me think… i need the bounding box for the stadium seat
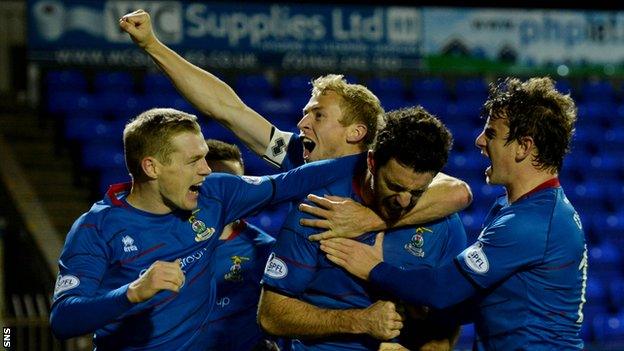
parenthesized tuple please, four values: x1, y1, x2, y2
(94, 71, 134, 93)
(64, 115, 115, 143)
(81, 142, 125, 172)
(586, 276, 609, 306)
(592, 313, 624, 346)
(411, 77, 448, 101)
(368, 77, 405, 97)
(589, 241, 623, 280)
(592, 212, 624, 245)
(454, 77, 488, 102)
(235, 74, 273, 98)
(610, 278, 624, 311)
(581, 80, 617, 103)
(143, 72, 178, 95)
(47, 92, 97, 117)
(45, 69, 88, 93)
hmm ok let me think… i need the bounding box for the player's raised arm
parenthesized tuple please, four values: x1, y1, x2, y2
(119, 9, 273, 156)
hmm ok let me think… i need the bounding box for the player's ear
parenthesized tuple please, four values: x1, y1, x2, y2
(141, 156, 159, 179)
(346, 123, 367, 144)
(515, 136, 534, 162)
(367, 150, 376, 175)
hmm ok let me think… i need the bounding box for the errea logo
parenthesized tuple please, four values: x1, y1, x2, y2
(122, 235, 138, 252)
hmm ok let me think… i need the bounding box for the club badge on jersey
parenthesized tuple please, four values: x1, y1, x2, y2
(224, 255, 249, 282)
(189, 209, 215, 242)
(404, 226, 431, 258)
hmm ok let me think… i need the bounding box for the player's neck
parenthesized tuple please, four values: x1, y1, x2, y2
(126, 182, 173, 214)
(359, 169, 375, 207)
(506, 167, 558, 203)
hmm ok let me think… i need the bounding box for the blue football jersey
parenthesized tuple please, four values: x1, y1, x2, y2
(204, 221, 275, 350)
(456, 180, 586, 350)
(52, 155, 362, 350)
(262, 156, 467, 350)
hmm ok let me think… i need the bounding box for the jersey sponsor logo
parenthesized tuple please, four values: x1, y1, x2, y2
(264, 252, 288, 279)
(241, 175, 263, 185)
(464, 242, 489, 274)
(54, 274, 80, 295)
(224, 255, 249, 282)
(122, 235, 138, 252)
(189, 209, 216, 242)
(404, 227, 431, 257)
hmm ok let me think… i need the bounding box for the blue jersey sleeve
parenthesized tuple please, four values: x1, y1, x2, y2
(262, 210, 319, 296)
(439, 214, 468, 264)
(206, 154, 361, 224)
(369, 259, 476, 310)
(50, 214, 134, 339)
(455, 206, 549, 289)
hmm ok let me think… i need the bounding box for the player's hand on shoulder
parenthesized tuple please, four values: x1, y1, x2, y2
(119, 9, 158, 49)
(301, 195, 382, 241)
(127, 259, 185, 303)
(361, 300, 403, 340)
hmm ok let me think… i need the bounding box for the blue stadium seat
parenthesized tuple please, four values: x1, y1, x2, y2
(586, 276, 609, 306)
(577, 102, 617, 127)
(279, 75, 312, 96)
(592, 212, 624, 245)
(143, 72, 178, 95)
(604, 183, 624, 213)
(368, 77, 405, 98)
(454, 77, 488, 102)
(45, 69, 88, 93)
(235, 74, 272, 98)
(81, 142, 125, 171)
(64, 115, 115, 144)
(94, 71, 134, 93)
(610, 278, 624, 311)
(571, 126, 602, 154)
(592, 313, 624, 346)
(581, 80, 617, 103)
(47, 92, 97, 117)
(589, 241, 623, 280)
(411, 77, 448, 101)
(380, 96, 411, 112)
(598, 128, 624, 156)
(411, 97, 447, 117)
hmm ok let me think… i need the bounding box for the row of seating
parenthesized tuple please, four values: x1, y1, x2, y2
(45, 70, 624, 104)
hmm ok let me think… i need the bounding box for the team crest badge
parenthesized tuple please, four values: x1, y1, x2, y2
(224, 256, 249, 282)
(404, 227, 432, 257)
(189, 209, 215, 242)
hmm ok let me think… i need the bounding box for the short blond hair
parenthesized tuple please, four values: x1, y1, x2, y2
(123, 108, 201, 178)
(311, 74, 384, 147)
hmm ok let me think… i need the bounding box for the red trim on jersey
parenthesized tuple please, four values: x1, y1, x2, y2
(106, 182, 132, 207)
(224, 220, 248, 241)
(520, 178, 560, 200)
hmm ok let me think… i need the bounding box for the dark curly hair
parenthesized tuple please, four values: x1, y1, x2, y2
(373, 106, 452, 174)
(483, 77, 577, 173)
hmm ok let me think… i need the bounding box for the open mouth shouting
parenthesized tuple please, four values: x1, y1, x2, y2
(301, 136, 317, 162)
(188, 182, 202, 198)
